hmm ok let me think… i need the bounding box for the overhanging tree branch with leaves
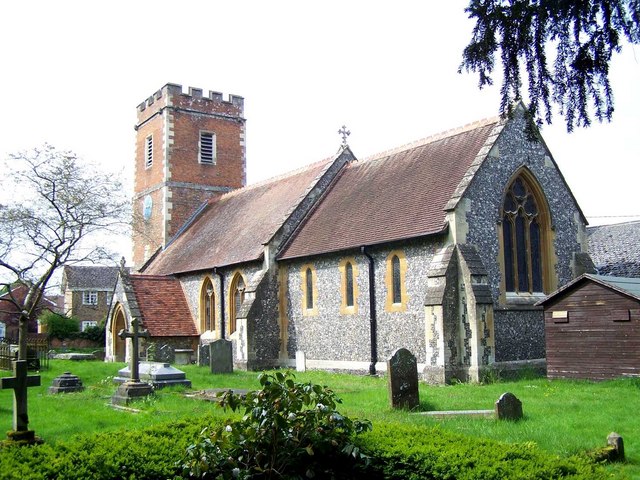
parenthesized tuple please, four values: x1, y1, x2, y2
(460, 0, 640, 131)
(0, 144, 130, 359)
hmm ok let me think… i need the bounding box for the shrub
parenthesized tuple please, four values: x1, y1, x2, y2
(178, 371, 372, 479)
(39, 311, 79, 339)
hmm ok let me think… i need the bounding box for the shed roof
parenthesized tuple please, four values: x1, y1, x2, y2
(587, 221, 640, 277)
(143, 158, 333, 276)
(129, 275, 198, 337)
(538, 273, 640, 306)
(278, 118, 500, 260)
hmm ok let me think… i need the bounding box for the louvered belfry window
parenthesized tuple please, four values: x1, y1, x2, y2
(502, 177, 543, 293)
(145, 135, 153, 168)
(199, 131, 216, 164)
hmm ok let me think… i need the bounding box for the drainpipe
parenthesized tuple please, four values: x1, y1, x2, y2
(213, 268, 225, 339)
(360, 246, 378, 375)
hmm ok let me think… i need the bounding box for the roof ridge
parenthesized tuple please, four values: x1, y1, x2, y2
(221, 156, 334, 200)
(360, 115, 501, 163)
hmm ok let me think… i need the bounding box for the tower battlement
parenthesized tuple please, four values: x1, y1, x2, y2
(137, 83, 244, 113)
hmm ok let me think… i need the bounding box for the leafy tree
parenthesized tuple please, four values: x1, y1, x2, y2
(0, 144, 129, 359)
(38, 311, 79, 339)
(460, 0, 640, 131)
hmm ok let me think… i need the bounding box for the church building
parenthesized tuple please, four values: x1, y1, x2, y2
(106, 83, 594, 383)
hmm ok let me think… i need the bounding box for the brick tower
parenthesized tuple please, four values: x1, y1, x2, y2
(132, 83, 246, 270)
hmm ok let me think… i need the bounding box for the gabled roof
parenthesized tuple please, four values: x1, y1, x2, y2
(63, 266, 122, 290)
(587, 221, 640, 277)
(278, 118, 500, 260)
(538, 273, 640, 305)
(129, 275, 198, 337)
(143, 157, 335, 276)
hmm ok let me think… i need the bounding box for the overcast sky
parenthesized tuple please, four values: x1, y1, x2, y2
(1, 1, 639, 264)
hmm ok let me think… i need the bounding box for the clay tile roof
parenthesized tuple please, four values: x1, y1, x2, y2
(278, 119, 499, 260)
(130, 275, 198, 337)
(588, 221, 640, 277)
(144, 158, 333, 276)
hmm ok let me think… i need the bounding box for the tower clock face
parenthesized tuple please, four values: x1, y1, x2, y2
(143, 195, 153, 221)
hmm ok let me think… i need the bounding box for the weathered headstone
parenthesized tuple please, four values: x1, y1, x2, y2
(49, 371, 84, 394)
(112, 318, 154, 405)
(174, 349, 193, 365)
(210, 339, 233, 374)
(495, 392, 523, 421)
(387, 348, 419, 409)
(296, 350, 306, 372)
(198, 343, 211, 366)
(0, 360, 41, 442)
(607, 432, 625, 461)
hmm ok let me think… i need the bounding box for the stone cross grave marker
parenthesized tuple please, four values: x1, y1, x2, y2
(0, 360, 41, 434)
(387, 348, 419, 409)
(210, 339, 233, 374)
(118, 317, 149, 382)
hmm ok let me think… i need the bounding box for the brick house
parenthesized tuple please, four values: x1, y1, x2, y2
(106, 84, 594, 382)
(61, 266, 122, 331)
(0, 284, 58, 340)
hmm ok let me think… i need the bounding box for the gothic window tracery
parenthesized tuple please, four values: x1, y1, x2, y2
(200, 277, 215, 332)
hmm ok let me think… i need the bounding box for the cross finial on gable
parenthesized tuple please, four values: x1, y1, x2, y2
(338, 125, 351, 146)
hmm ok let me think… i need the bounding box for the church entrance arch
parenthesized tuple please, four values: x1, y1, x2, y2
(112, 304, 126, 362)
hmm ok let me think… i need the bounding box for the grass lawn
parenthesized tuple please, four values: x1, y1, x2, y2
(1, 360, 638, 478)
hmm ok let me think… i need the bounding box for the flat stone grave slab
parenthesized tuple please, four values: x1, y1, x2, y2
(114, 362, 191, 389)
(417, 409, 494, 419)
(186, 388, 250, 402)
(54, 353, 96, 361)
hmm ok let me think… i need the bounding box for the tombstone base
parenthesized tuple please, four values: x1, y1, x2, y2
(6, 429, 43, 445)
(111, 381, 154, 406)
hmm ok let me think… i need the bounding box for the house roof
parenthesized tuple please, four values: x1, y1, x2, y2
(143, 158, 334, 276)
(278, 118, 500, 260)
(538, 273, 640, 305)
(587, 221, 640, 277)
(63, 266, 122, 290)
(130, 275, 198, 337)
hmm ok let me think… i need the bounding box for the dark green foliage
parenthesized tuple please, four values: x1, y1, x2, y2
(75, 324, 105, 343)
(39, 311, 79, 339)
(178, 371, 372, 479)
(359, 423, 608, 480)
(460, 0, 640, 131)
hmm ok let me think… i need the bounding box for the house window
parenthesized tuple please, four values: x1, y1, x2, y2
(82, 291, 98, 305)
(301, 264, 318, 316)
(0, 322, 5, 338)
(200, 277, 215, 332)
(145, 135, 153, 168)
(229, 272, 245, 335)
(385, 250, 408, 312)
(339, 258, 359, 314)
(199, 131, 216, 164)
(81, 321, 98, 332)
(500, 172, 552, 295)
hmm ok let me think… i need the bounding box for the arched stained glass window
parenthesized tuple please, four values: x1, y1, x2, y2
(502, 176, 544, 293)
(305, 268, 314, 310)
(200, 277, 215, 332)
(345, 262, 354, 307)
(230, 273, 245, 335)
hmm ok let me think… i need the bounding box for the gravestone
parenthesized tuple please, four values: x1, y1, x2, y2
(174, 349, 193, 365)
(296, 350, 306, 372)
(49, 371, 84, 394)
(607, 432, 625, 461)
(0, 360, 41, 442)
(115, 362, 191, 389)
(112, 318, 154, 405)
(387, 348, 419, 409)
(495, 392, 523, 420)
(198, 343, 211, 366)
(210, 339, 233, 374)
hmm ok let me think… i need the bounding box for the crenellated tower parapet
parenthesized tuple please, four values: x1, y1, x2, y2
(132, 83, 247, 270)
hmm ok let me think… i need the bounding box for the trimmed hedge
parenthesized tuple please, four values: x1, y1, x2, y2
(0, 418, 607, 479)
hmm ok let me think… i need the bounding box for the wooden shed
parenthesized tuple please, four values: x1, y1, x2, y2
(538, 274, 640, 380)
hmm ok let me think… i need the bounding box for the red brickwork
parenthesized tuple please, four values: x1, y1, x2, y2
(132, 84, 246, 269)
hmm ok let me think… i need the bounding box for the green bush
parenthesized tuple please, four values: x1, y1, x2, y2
(359, 423, 608, 480)
(75, 324, 105, 343)
(178, 371, 372, 479)
(39, 311, 79, 339)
